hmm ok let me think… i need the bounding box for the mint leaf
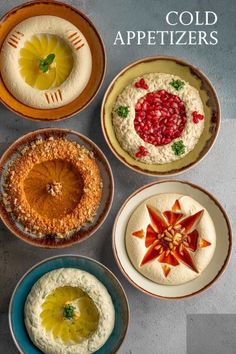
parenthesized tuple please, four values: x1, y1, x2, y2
(39, 53, 55, 73)
(39, 61, 48, 73)
(45, 53, 55, 65)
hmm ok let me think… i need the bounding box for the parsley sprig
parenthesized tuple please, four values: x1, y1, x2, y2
(171, 140, 186, 156)
(63, 304, 75, 319)
(169, 79, 185, 91)
(39, 53, 55, 73)
(115, 106, 130, 118)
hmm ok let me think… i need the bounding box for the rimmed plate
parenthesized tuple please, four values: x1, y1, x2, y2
(113, 180, 232, 299)
(0, 128, 114, 248)
(101, 56, 220, 176)
(0, 0, 106, 121)
(9, 254, 129, 354)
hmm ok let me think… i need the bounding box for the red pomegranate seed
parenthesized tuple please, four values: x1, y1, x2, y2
(134, 78, 149, 90)
(193, 116, 199, 124)
(135, 146, 148, 158)
(171, 102, 178, 109)
(143, 102, 148, 110)
(192, 111, 204, 124)
(134, 90, 187, 146)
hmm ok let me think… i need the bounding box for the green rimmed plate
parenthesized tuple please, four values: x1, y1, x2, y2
(101, 56, 220, 176)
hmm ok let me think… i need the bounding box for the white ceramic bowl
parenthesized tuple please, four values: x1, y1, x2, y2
(113, 180, 232, 299)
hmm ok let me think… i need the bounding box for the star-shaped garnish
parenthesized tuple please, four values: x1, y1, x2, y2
(132, 199, 211, 278)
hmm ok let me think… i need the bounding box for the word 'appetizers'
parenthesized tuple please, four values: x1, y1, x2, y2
(24, 268, 115, 353)
(126, 193, 216, 285)
(113, 73, 205, 164)
(0, 16, 92, 108)
(2, 136, 102, 240)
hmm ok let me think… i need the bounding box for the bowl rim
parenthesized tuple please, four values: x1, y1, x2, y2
(101, 54, 221, 177)
(8, 254, 130, 354)
(0, 127, 114, 248)
(112, 179, 232, 300)
(0, 0, 107, 122)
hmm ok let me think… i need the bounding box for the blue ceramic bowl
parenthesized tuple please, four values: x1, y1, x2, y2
(9, 255, 129, 354)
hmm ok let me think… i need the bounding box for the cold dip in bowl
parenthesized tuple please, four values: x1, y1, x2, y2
(2, 135, 102, 241)
(113, 73, 205, 164)
(0, 15, 92, 109)
(126, 193, 216, 285)
(24, 268, 115, 353)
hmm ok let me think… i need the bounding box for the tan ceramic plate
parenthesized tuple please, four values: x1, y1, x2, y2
(0, 128, 114, 248)
(113, 180, 232, 299)
(101, 56, 220, 176)
(0, 0, 106, 121)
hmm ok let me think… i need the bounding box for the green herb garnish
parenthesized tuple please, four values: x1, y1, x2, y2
(63, 304, 75, 319)
(171, 140, 186, 156)
(39, 53, 56, 73)
(169, 79, 185, 91)
(115, 106, 130, 118)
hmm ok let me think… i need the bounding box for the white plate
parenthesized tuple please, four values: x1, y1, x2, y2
(113, 180, 232, 299)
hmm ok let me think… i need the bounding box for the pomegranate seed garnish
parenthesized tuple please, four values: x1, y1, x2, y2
(134, 90, 187, 146)
(135, 146, 148, 158)
(193, 116, 199, 124)
(134, 78, 149, 90)
(192, 111, 204, 124)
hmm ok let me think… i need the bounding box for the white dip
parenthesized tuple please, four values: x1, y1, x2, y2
(126, 194, 216, 285)
(113, 73, 204, 164)
(24, 268, 115, 354)
(0, 16, 92, 109)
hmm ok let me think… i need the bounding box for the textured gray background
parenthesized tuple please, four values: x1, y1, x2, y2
(187, 314, 236, 354)
(0, 1, 236, 353)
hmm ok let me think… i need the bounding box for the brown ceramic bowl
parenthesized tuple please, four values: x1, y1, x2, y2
(0, 0, 106, 121)
(101, 55, 220, 176)
(0, 128, 114, 248)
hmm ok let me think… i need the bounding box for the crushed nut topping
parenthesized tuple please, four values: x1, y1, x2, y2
(2, 137, 103, 239)
(46, 181, 63, 196)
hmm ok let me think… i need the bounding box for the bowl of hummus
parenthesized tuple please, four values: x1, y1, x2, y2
(113, 180, 232, 299)
(101, 56, 220, 176)
(0, 1, 106, 121)
(0, 128, 114, 248)
(9, 255, 129, 354)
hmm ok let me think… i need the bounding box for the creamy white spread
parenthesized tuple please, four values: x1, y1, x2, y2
(113, 73, 204, 164)
(0, 16, 92, 109)
(24, 268, 115, 354)
(126, 194, 216, 285)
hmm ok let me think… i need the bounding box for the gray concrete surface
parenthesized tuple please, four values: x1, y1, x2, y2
(0, 1, 235, 354)
(187, 314, 236, 354)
